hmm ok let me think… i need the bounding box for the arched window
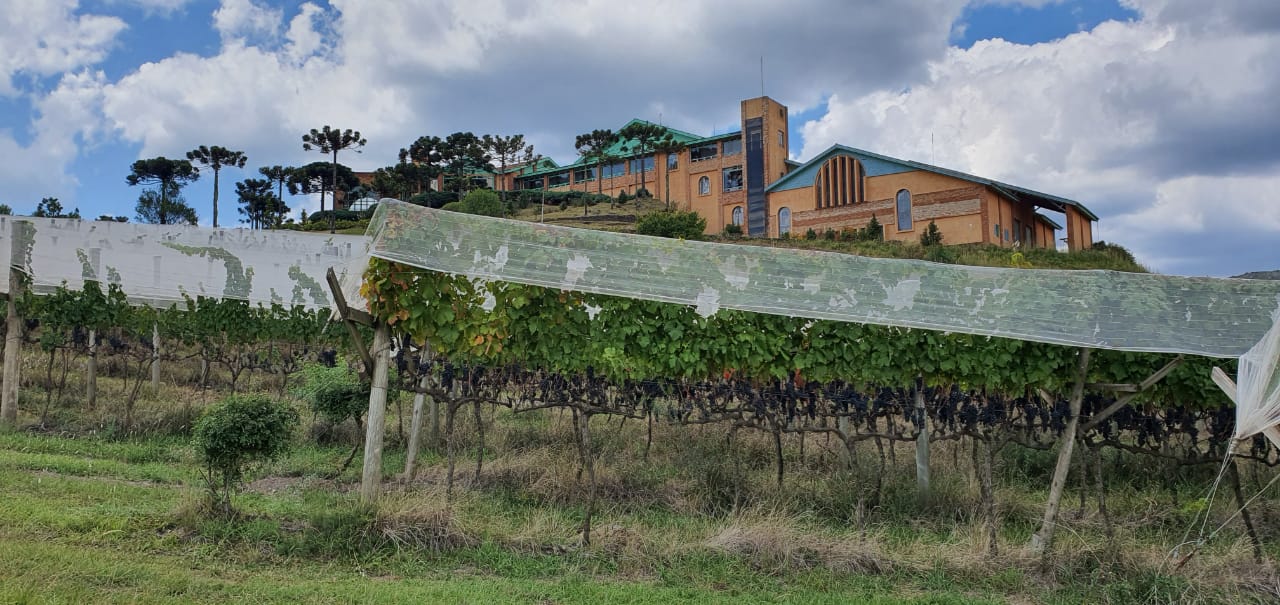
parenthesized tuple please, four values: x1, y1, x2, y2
(778, 207, 792, 236)
(698, 176, 710, 195)
(895, 189, 912, 231)
(814, 155, 863, 209)
(732, 206, 744, 226)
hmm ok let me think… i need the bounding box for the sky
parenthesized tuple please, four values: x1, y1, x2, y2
(1, 0, 1278, 277)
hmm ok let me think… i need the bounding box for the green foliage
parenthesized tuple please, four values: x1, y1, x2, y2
(33, 197, 80, 219)
(408, 191, 457, 209)
(919, 220, 943, 246)
(860, 215, 884, 242)
(135, 184, 198, 225)
(0, 203, 10, 215)
(616, 190, 632, 204)
(723, 224, 743, 237)
(804, 228, 817, 240)
(293, 364, 368, 426)
(236, 178, 287, 229)
(443, 189, 504, 217)
(635, 210, 707, 240)
(192, 394, 298, 513)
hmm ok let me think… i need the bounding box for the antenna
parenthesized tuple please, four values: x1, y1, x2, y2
(931, 132, 935, 164)
(760, 56, 765, 99)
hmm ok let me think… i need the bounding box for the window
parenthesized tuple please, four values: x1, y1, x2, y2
(519, 176, 543, 190)
(698, 176, 710, 195)
(778, 207, 792, 235)
(690, 143, 718, 162)
(895, 189, 912, 231)
(722, 165, 743, 192)
(667, 153, 678, 171)
(573, 167, 595, 182)
(601, 162, 625, 179)
(1013, 219, 1022, 242)
(814, 156, 863, 208)
(778, 130, 784, 147)
(722, 138, 742, 156)
(1024, 225, 1034, 245)
(993, 224, 1001, 238)
(547, 172, 570, 187)
(732, 206, 743, 226)
(630, 157, 654, 173)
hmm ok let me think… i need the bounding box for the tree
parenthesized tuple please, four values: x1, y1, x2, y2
(574, 129, 619, 216)
(135, 183, 198, 225)
(483, 134, 533, 213)
(288, 161, 358, 220)
(399, 135, 446, 194)
(236, 178, 286, 229)
(258, 165, 295, 226)
(0, 204, 10, 215)
(32, 197, 80, 218)
(96, 215, 128, 222)
(187, 146, 247, 228)
(440, 132, 492, 199)
(127, 157, 200, 224)
(920, 220, 944, 247)
(618, 122, 667, 205)
(651, 134, 687, 211)
(302, 126, 366, 233)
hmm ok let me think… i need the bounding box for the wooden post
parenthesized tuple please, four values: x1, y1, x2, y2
(914, 376, 930, 501)
(151, 322, 161, 393)
(1029, 347, 1091, 556)
(86, 330, 97, 409)
(359, 322, 391, 504)
(403, 346, 431, 480)
(86, 248, 99, 409)
(2, 220, 31, 426)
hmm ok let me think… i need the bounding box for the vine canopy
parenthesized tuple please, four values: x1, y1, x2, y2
(360, 200, 1280, 446)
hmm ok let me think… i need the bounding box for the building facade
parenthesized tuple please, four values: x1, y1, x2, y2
(507, 96, 1097, 250)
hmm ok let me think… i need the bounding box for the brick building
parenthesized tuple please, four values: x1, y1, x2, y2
(507, 96, 1096, 250)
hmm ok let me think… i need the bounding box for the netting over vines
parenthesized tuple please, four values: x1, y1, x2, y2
(363, 200, 1280, 444)
(0, 216, 367, 310)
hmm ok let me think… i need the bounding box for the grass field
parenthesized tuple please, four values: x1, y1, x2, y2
(2, 388, 1276, 604)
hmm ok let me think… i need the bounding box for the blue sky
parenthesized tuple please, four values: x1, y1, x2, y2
(2, 0, 1279, 276)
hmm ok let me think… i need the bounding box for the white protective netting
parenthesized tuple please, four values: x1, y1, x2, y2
(363, 200, 1280, 443)
(0, 216, 368, 310)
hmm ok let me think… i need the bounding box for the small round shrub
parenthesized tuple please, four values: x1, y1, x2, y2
(193, 394, 299, 515)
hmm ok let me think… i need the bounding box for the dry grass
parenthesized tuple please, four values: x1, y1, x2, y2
(705, 511, 891, 575)
(368, 493, 477, 554)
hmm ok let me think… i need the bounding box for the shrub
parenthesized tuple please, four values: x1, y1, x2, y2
(293, 364, 367, 429)
(723, 224, 743, 237)
(805, 228, 817, 240)
(306, 209, 360, 224)
(192, 394, 299, 515)
(635, 210, 707, 240)
(408, 191, 457, 209)
(823, 228, 837, 241)
(919, 220, 943, 247)
(616, 191, 632, 204)
(861, 215, 884, 242)
(635, 187, 651, 199)
(441, 189, 503, 217)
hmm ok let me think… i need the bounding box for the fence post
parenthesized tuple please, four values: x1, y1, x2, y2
(1, 219, 29, 426)
(359, 322, 391, 503)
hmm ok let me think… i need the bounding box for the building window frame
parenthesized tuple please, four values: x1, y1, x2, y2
(722, 165, 743, 192)
(895, 189, 913, 232)
(667, 153, 678, 171)
(698, 176, 710, 196)
(732, 206, 744, 226)
(778, 207, 792, 236)
(722, 138, 743, 156)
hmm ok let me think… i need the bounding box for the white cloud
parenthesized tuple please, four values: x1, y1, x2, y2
(799, 1, 1280, 275)
(0, 1, 125, 95)
(212, 0, 281, 43)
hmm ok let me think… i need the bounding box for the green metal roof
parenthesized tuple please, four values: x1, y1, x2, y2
(515, 120, 708, 181)
(684, 130, 742, 146)
(767, 143, 1100, 222)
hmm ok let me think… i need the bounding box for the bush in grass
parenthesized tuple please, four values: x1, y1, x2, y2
(919, 220, 943, 247)
(192, 394, 298, 515)
(635, 209, 707, 240)
(442, 189, 503, 217)
(293, 364, 367, 431)
(723, 223, 743, 237)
